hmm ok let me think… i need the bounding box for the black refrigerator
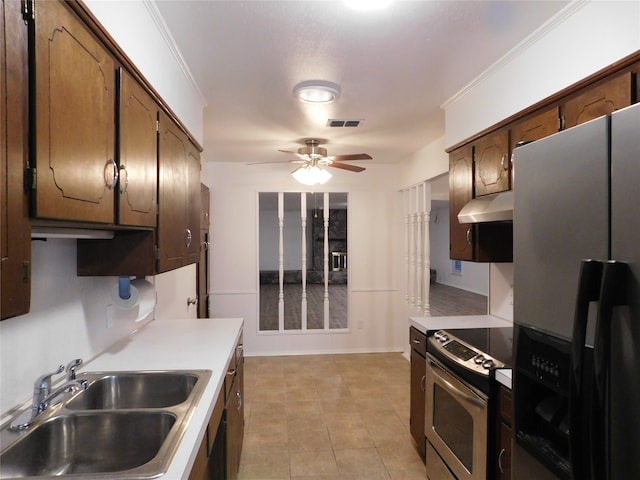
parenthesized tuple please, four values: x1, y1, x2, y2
(512, 102, 640, 480)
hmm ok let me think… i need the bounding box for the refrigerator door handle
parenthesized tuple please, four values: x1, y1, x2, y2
(591, 260, 629, 480)
(569, 259, 603, 480)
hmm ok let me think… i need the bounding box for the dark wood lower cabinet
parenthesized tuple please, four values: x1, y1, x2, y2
(409, 327, 427, 459)
(225, 339, 244, 480)
(497, 386, 513, 480)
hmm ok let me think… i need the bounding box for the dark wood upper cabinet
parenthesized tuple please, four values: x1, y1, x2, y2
(473, 129, 510, 197)
(118, 68, 158, 227)
(449, 145, 474, 261)
(157, 112, 201, 273)
(29, 0, 116, 223)
(562, 71, 633, 129)
(510, 106, 560, 187)
(197, 183, 210, 319)
(1, 0, 30, 320)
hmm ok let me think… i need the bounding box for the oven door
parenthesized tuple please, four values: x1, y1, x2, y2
(425, 355, 488, 480)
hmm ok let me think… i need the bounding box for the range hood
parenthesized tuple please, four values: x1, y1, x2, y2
(457, 191, 513, 224)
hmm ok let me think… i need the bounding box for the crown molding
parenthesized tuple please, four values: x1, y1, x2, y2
(441, 1, 588, 110)
(144, 0, 208, 107)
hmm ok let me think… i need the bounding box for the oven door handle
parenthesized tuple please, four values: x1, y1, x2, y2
(427, 358, 485, 409)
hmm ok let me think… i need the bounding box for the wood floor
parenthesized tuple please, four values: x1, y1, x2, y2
(260, 283, 487, 331)
(428, 282, 488, 316)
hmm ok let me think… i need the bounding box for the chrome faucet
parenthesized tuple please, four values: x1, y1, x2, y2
(33, 378, 88, 417)
(10, 360, 87, 431)
(66, 358, 83, 381)
(31, 365, 64, 419)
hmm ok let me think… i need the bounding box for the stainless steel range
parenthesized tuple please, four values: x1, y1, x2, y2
(425, 327, 513, 480)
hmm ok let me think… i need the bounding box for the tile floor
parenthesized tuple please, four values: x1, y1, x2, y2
(240, 353, 426, 479)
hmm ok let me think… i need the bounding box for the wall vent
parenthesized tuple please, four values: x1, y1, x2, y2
(327, 119, 362, 127)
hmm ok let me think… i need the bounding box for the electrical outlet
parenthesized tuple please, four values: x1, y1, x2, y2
(106, 304, 114, 328)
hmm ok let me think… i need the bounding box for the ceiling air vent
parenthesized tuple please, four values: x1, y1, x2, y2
(327, 119, 363, 127)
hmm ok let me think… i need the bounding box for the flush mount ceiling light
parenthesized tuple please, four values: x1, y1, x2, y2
(293, 81, 341, 104)
(291, 162, 333, 186)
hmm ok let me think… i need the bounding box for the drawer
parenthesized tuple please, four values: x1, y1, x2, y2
(499, 385, 513, 425)
(410, 326, 427, 356)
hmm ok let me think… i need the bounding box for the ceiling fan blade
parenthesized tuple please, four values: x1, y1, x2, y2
(246, 159, 304, 165)
(328, 153, 372, 161)
(329, 162, 366, 173)
(278, 149, 298, 154)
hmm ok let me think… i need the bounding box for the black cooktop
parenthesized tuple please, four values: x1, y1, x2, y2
(447, 326, 514, 368)
(426, 325, 514, 395)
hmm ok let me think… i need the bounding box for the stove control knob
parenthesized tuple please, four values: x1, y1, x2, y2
(474, 354, 485, 365)
(434, 331, 443, 340)
(483, 359, 495, 369)
(440, 334, 449, 343)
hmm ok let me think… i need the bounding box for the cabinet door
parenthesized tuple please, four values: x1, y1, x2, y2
(410, 347, 426, 459)
(157, 113, 200, 272)
(474, 129, 509, 197)
(118, 68, 158, 227)
(226, 356, 244, 480)
(498, 422, 512, 480)
(30, 0, 116, 223)
(1, 0, 30, 320)
(510, 106, 559, 188)
(449, 146, 473, 261)
(563, 72, 632, 129)
(186, 144, 201, 261)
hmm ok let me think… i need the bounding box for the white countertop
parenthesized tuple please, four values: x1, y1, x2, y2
(80, 317, 244, 480)
(495, 368, 512, 390)
(409, 315, 513, 334)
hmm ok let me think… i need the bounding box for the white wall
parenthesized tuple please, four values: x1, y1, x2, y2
(204, 161, 404, 356)
(0, 2, 204, 415)
(444, 1, 640, 148)
(429, 205, 488, 295)
(0, 240, 156, 412)
(83, 0, 205, 145)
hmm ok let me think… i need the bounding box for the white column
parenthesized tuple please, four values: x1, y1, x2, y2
(323, 192, 330, 329)
(278, 192, 284, 331)
(415, 185, 423, 311)
(404, 189, 410, 304)
(409, 188, 416, 306)
(423, 209, 431, 317)
(300, 192, 307, 330)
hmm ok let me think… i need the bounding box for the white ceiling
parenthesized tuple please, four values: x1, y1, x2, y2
(155, 0, 569, 169)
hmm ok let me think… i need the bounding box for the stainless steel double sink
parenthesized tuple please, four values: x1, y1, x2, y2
(0, 370, 212, 479)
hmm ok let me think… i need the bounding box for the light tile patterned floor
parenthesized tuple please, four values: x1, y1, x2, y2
(239, 353, 426, 480)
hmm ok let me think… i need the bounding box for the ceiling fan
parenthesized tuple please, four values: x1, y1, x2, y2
(249, 139, 372, 173)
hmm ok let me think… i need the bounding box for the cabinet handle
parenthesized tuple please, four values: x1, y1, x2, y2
(185, 228, 193, 247)
(500, 153, 508, 171)
(104, 159, 118, 190)
(236, 390, 242, 410)
(412, 338, 421, 344)
(201, 241, 211, 251)
(466, 227, 472, 246)
(420, 375, 426, 392)
(498, 447, 506, 473)
(118, 164, 129, 194)
(227, 368, 236, 377)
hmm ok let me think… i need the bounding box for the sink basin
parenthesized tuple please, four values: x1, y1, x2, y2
(0, 369, 212, 479)
(66, 372, 199, 410)
(0, 412, 175, 477)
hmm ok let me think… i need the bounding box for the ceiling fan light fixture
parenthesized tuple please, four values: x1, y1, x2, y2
(293, 81, 341, 104)
(292, 165, 332, 185)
